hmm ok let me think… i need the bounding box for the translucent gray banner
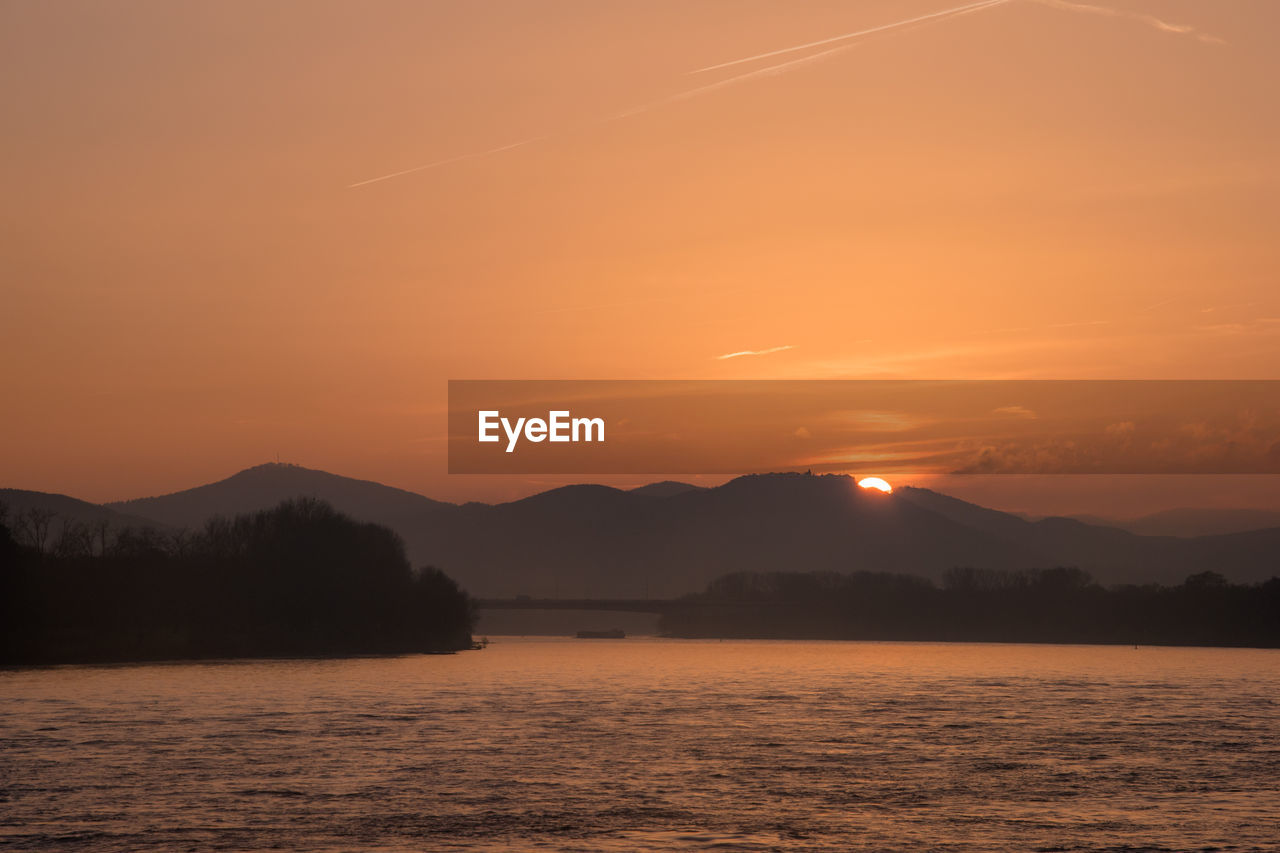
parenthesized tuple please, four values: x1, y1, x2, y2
(448, 380, 1280, 475)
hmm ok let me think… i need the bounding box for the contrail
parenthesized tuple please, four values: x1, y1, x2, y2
(716, 345, 795, 360)
(688, 0, 1219, 79)
(538, 1, 1007, 128)
(618, 0, 1010, 117)
(347, 135, 551, 188)
(689, 0, 1012, 75)
(608, 41, 864, 121)
(347, 0, 1221, 188)
(1029, 0, 1225, 44)
(349, 0, 1013, 188)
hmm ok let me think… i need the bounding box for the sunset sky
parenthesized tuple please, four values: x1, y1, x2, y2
(3, 0, 1278, 514)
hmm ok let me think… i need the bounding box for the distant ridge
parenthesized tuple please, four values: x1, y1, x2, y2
(108, 463, 452, 532)
(414, 472, 1148, 597)
(0, 488, 165, 532)
(1070, 507, 1280, 538)
(629, 481, 706, 498)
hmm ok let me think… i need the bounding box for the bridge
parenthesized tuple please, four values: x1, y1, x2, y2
(476, 598, 682, 615)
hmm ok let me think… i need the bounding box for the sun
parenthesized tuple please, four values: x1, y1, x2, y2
(857, 477, 893, 494)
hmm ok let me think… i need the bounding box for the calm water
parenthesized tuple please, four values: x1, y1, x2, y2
(3, 639, 1279, 852)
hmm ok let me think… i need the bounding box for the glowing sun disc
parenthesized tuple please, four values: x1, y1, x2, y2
(858, 477, 893, 493)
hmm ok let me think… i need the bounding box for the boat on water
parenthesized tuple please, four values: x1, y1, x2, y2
(575, 629, 626, 639)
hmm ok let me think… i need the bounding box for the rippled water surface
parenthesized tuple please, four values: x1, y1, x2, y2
(3, 639, 1279, 852)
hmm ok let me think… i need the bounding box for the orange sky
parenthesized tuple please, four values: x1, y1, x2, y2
(2, 0, 1278, 513)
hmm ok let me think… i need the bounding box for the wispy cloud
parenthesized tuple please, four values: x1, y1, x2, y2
(716, 345, 795, 360)
(1196, 318, 1280, 336)
(1029, 0, 1225, 45)
(994, 405, 1038, 419)
(1047, 319, 1110, 329)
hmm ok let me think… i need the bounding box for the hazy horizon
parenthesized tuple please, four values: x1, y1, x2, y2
(9, 459, 1280, 525)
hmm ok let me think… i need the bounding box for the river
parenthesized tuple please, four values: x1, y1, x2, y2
(3, 638, 1278, 851)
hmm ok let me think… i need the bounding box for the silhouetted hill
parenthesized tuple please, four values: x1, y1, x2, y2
(898, 486, 1280, 586)
(507, 483, 644, 514)
(897, 486, 1160, 574)
(412, 474, 1055, 598)
(1071, 507, 1280, 538)
(425, 474, 1275, 596)
(894, 486, 1032, 542)
(16, 465, 1276, 599)
(0, 488, 167, 532)
(629, 481, 706, 498)
(109, 463, 453, 542)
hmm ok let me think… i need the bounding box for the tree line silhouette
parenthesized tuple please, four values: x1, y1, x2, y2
(660, 567, 1280, 647)
(0, 498, 475, 664)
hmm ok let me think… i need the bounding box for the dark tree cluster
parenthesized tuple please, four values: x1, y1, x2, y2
(0, 498, 475, 664)
(661, 567, 1280, 647)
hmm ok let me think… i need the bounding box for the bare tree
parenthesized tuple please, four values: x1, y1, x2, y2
(167, 528, 196, 560)
(90, 518, 114, 558)
(14, 508, 58, 556)
(54, 519, 93, 559)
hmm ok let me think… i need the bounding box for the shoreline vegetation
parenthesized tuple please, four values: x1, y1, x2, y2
(0, 498, 475, 666)
(660, 569, 1280, 648)
(4, 495, 1278, 662)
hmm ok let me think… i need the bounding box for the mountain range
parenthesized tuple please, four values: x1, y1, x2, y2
(3, 464, 1277, 597)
